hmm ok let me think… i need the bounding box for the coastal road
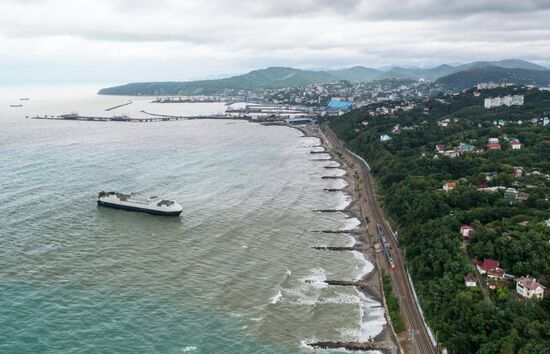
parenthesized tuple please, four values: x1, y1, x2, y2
(320, 125, 437, 354)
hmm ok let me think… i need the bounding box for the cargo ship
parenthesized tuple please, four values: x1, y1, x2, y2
(97, 191, 183, 216)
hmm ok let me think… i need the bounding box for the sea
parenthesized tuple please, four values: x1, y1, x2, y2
(0, 84, 385, 353)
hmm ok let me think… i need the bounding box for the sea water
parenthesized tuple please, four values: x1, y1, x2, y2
(0, 85, 385, 353)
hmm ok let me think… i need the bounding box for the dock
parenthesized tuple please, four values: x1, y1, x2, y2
(29, 113, 244, 123)
(105, 101, 132, 111)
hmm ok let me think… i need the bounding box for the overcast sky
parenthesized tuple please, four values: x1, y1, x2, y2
(1, 0, 549, 83)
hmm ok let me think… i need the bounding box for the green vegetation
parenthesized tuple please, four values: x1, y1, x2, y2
(98, 60, 549, 96)
(382, 272, 405, 333)
(330, 87, 550, 353)
(437, 67, 550, 90)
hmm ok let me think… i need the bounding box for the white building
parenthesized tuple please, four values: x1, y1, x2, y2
(464, 274, 477, 287)
(380, 134, 392, 142)
(516, 276, 545, 299)
(484, 95, 524, 109)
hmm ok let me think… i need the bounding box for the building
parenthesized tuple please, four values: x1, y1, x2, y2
(328, 99, 353, 111)
(443, 182, 457, 191)
(444, 150, 460, 158)
(285, 118, 314, 126)
(464, 274, 477, 287)
(460, 225, 475, 239)
(488, 138, 499, 144)
(516, 276, 545, 299)
(486, 143, 501, 150)
(475, 258, 505, 279)
(458, 143, 475, 152)
(513, 167, 523, 178)
(510, 141, 522, 150)
(380, 134, 392, 142)
(435, 144, 446, 154)
(484, 95, 524, 109)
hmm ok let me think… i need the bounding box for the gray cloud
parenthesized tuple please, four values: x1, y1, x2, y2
(0, 0, 549, 83)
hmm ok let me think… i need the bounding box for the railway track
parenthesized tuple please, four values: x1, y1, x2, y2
(321, 125, 437, 354)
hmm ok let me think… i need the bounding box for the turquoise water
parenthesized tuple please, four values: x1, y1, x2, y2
(0, 86, 384, 353)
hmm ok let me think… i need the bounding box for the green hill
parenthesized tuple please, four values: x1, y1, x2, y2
(98, 59, 550, 95)
(98, 67, 338, 96)
(436, 66, 550, 90)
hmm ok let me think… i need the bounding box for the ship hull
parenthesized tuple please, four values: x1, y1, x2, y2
(97, 200, 182, 216)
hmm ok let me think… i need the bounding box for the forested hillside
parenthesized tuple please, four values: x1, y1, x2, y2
(330, 87, 550, 354)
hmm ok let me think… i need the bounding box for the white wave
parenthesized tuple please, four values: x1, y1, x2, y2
(335, 192, 352, 211)
(301, 267, 328, 289)
(229, 312, 243, 318)
(286, 269, 292, 276)
(271, 289, 283, 304)
(317, 293, 361, 305)
(310, 147, 326, 153)
(300, 137, 321, 148)
(241, 244, 248, 249)
(356, 290, 386, 342)
(326, 168, 346, 177)
(249, 316, 263, 322)
(340, 217, 360, 231)
(181, 347, 197, 352)
(328, 178, 348, 190)
(314, 153, 332, 160)
(345, 235, 357, 247)
(352, 250, 374, 281)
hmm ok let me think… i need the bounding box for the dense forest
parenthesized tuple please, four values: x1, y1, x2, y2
(330, 87, 550, 353)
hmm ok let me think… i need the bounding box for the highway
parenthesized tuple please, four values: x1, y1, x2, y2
(321, 125, 437, 354)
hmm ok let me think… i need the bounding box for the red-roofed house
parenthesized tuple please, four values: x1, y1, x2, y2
(435, 144, 446, 154)
(510, 141, 522, 150)
(443, 182, 456, 191)
(486, 143, 501, 150)
(460, 225, 475, 238)
(464, 274, 477, 287)
(516, 276, 545, 299)
(474, 258, 505, 279)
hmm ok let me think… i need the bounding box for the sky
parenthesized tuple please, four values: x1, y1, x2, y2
(1, 0, 550, 83)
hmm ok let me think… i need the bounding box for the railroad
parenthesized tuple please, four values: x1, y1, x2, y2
(320, 124, 438, 354)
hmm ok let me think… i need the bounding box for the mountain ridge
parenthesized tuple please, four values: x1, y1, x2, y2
(98, 59, 549, 95)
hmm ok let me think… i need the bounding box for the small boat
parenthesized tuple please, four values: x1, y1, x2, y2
(97, 191, 183, 216)
(19, 98, 30, 101)
(10, 104, 23, 107)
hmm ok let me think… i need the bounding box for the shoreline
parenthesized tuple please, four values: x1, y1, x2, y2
(298, 124, 398, 353)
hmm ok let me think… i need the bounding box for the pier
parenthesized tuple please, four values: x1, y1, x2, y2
(105, 101, 132, 111)
(308, 341, 397, 353)
(311, 245, 363, 251)
(29, 113, 242, 123)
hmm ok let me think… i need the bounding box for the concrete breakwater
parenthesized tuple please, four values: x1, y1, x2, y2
(308, 341, 397, 353)
(105, 101, 132, 111)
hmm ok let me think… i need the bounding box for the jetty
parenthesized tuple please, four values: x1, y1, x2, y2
(311, 245, 362, 251)
(29, 113, 242, 123)
(105, 101, 132, 111)
(308, 341, 397, 353)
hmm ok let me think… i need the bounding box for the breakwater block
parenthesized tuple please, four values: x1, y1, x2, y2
(321, 175, 344, 179)
(310, 150, 326, 154)
(311, 230, 360, 234)
(308, 341, 396, 352)
(311, 246, 362, 251)
(324, 166, 342, 169)
(323, 280, 360, 286)
(312, 209, 350, 213)
(323, 188, 344, 192)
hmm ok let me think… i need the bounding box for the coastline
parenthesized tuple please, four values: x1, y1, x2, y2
(297, 124, 399, 353)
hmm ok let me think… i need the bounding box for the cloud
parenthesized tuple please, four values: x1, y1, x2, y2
(0, 0, 549, 82)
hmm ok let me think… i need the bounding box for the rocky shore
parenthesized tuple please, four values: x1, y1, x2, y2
(297, 124, 398, 353)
